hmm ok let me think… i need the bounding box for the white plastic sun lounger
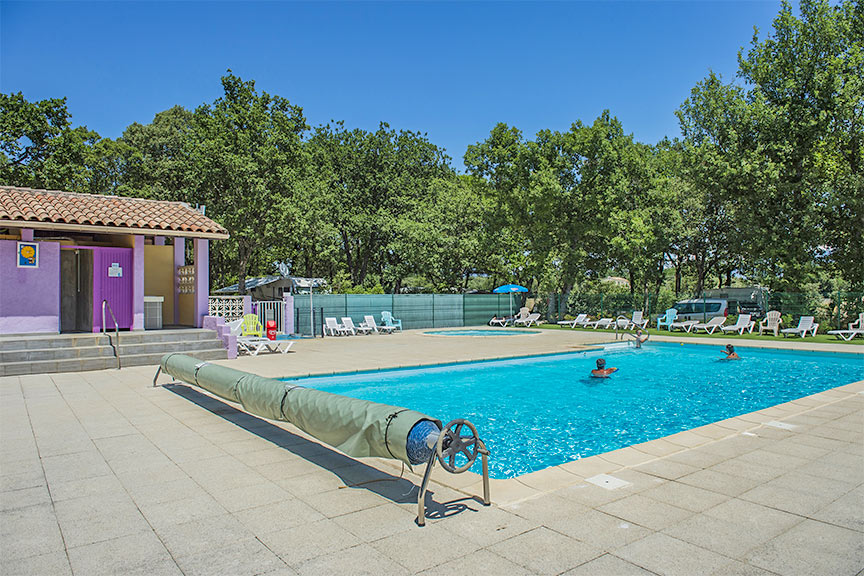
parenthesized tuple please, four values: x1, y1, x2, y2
(514, 313, 541, 327)
(489, 316, 509, 327)
(342, 317, 371, 335)
(237, 337, 294, 356)
(827, 328, 864, 341)
(324, 317, 350, 336)
(557, 313, 589, 328)
(780, 316, 818, 338)
(692, 316, 726, 334)
(720, 314, 755, 335)
(361, 315, 396, 334)
(627, 311, 649, 330)
(587, 318, 614, 329)
(670, 320, 699, 332)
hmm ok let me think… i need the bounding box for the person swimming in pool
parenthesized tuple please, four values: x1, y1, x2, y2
(632, 328, 648, 348)
(591, 358, 618, 377)
(721, 344, 740, 360)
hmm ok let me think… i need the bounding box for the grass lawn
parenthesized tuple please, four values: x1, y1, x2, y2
(536, 322, 864, 346)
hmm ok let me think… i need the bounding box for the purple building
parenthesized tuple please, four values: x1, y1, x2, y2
(0, 186, 229, 335)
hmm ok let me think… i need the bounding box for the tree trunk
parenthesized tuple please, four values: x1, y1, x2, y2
(237, 243, 249, 295)
(674, 266, 682, 296)
(725, 270, 732, 287)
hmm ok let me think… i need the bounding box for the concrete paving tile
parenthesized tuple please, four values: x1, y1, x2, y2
(744, 519, 864, 576)
(180, 455, 266, 492)
(760, 437, 830, 460)
(631, 437, 687, 458)
(155, 513, 255, 558)
(665, 430, 713, 448)
(707, 458, 783, 483)
(641, 480, 730, 512)
(173, 537, 288, 576)
(0, 466, 46, 493)
(138, 492, 228, 528)
(432, 503, 539, 547)
(66, 530, 179, 576)
(810, 488, 864, 532)
(464, 476, 539, 506)
(545, 508, 653, 551)
(614, 532, 732, 576)
(734, 448, 810, 471)
(703, 498, 803, 534)
(47, 472, 128, 503)
(634, 458, 700, 480)
(562, 552, 658, 575)
(256, 457, 335, 483)
(504, 493, 590, 523)
(260, 518, 362, 565)
(2, 550, 73, 576)
(416, 548, 533, 576)
(304, 486, 390, 518)
(0, 485, 51, 511)
(231, 446, 291, 468)
(488, 526, 602, 575)
(558, 455, 621, 477)
(665, 447, 730, 469)
(232, 498, 325, 534)
(371, 519, 481, 571)
(663, 507, 800, 559)
(125, 477, 205, 506)
(516, 465, 583, 491)
(677, 468, 765, 497)
(209, 480, 292, 513)
(599, 494, 694, 531)
(115, 460, 190, 487)
(554, 480, 631, 508)
(601, 446, 657, 467)
(294, 543, 408, 575)
(57, 507, 152, 548)
(739, 482, 841, 516)
(709, 560, 783, 575)
(332, 503, 419, 542)
(0, 502, 64, 560)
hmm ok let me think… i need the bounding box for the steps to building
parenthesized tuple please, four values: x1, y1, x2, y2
(0, 329, 228, 376)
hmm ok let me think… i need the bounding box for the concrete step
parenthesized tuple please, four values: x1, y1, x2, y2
(0, 347, 228, 376)
(0, 329, 220, 351)
(117, 338, 225, 357)
(0, 345, 115, 363)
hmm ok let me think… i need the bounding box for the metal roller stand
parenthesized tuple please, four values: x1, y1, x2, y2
(417, 419, 491, 527)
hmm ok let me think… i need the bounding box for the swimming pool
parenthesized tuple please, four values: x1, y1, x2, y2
(424, 329, 540, 336)
(282, 343, 864, 478)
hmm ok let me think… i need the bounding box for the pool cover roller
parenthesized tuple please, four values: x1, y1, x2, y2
(159, 353, 441, 466)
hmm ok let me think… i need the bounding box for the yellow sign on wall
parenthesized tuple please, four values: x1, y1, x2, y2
(17, 242, 39, 268)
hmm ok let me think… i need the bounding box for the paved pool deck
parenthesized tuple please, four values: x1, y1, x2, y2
(1, 329, 862, 575)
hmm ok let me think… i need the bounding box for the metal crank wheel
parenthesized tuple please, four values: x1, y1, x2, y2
(436, 419, 480, 473)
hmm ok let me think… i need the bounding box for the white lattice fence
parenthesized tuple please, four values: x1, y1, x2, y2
(209, 296, 245, 321)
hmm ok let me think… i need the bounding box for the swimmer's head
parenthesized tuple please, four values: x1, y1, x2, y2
(596, 358, 606, 369)
(726, 344, 735, 353)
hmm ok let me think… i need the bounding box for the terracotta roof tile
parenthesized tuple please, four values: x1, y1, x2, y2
(0, 186, 228, 238)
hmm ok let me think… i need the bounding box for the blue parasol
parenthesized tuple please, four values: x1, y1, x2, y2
(493, 284, 528, 316)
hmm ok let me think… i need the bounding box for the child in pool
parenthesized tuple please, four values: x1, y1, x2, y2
(591, 358, 618, 377)
(721, 344, 740, 360)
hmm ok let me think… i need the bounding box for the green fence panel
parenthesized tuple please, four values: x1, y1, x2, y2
(391, 294, 434, 330)
(432, 294, 462, 328)
(463, 294, 508, 326)
(345, 294, 394, 328)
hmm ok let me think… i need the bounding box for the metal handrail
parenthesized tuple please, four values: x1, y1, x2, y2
(101, 299, 121, 369)
(613, 315, 631, 340)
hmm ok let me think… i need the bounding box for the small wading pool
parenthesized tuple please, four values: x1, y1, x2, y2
(282, 343, 864, 478)
(424, 329, 540, 336)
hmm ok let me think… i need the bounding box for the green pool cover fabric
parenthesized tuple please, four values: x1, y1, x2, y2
(160, 353, 438, 465)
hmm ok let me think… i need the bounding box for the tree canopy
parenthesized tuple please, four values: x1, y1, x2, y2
(1, 0, 861, 294)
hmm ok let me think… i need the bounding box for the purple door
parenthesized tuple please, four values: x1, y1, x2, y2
(92, 248, 133, 331)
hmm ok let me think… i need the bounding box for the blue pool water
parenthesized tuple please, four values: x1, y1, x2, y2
(282, 343, 864, 478)
(424, 329, 540, 336)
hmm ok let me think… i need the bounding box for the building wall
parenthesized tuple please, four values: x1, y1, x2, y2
(143, 244, 175, 325)
(0, 239, 61, 334)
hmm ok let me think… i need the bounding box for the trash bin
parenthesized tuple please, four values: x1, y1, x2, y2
(144, 296, 164, 330)
(266, 320, 277, 340)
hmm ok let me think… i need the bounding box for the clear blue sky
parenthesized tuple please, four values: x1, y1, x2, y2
(1, 1, 782, 164)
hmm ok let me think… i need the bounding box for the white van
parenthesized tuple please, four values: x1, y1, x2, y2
(672, 299, 729, 321)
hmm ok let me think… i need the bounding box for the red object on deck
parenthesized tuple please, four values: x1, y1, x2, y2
(266, 320, 277, 340)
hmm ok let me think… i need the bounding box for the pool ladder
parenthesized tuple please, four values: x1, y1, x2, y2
(614, 315, 649, 345)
